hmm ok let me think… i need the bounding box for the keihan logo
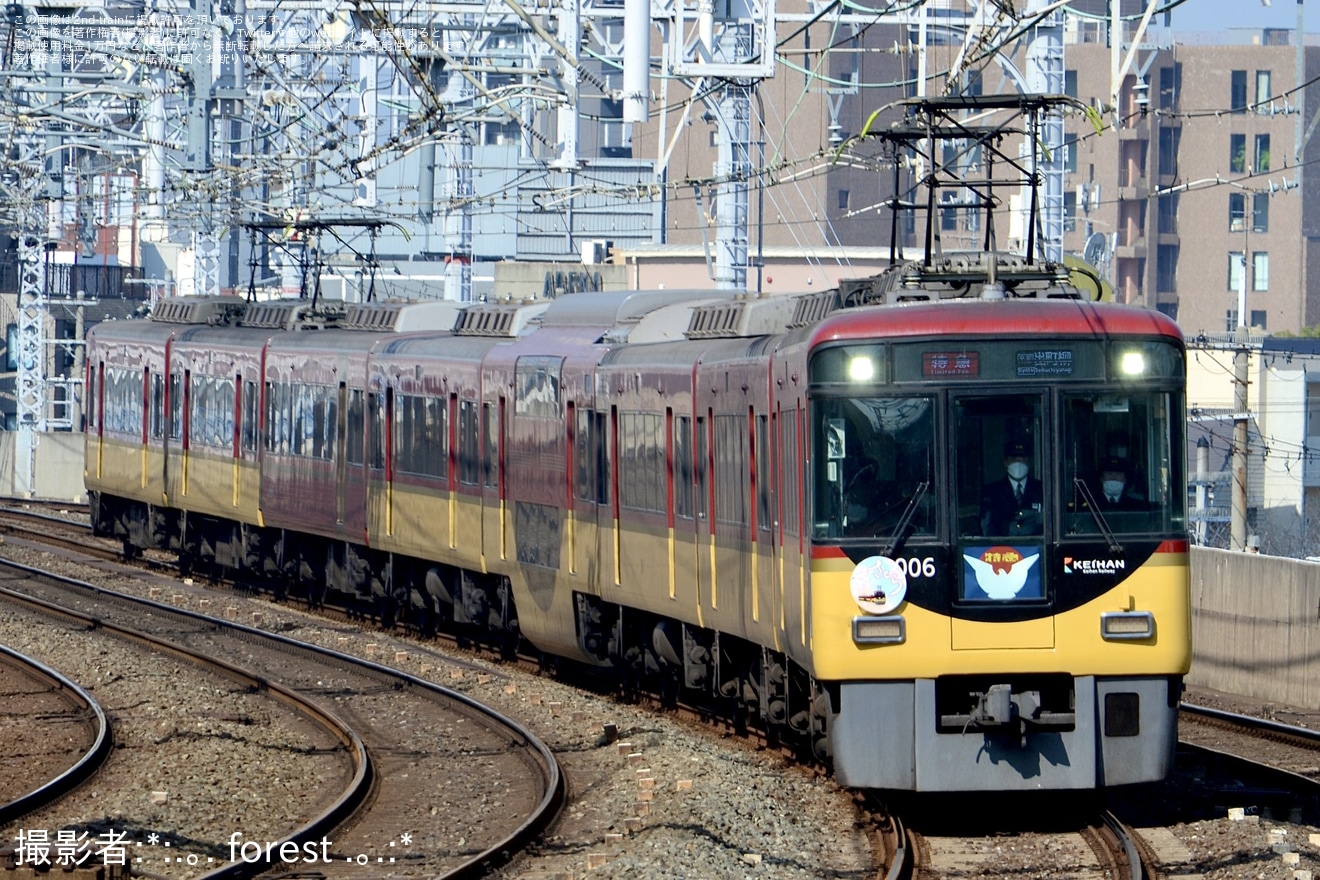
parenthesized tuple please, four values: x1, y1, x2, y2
(1064, 556, 1127, 575)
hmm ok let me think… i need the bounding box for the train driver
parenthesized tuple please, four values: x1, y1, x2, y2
(980, 438, 1044, 536)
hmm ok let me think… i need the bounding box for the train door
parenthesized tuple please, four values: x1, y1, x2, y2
(147, 368, 164, 494)
(343, 384, 370, 537)
(950, 392, 1053, 649)
(180, 369, 192, 498)
(385, 386, 396, 536)
(778, 404, 809, 657)
(85, 360, 101, 480)
(162, 368, 185, 504)
(480, 398, 506, 563)
(570, 405, 607, 592)
(335, 381, 349, 524)
(453, 398, 482, 561)
(670, 412, 700, 614)
(752, 410, 777, 644)
(694, 410, 715, 623)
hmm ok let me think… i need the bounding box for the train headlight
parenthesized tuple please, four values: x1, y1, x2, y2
(847, 355, 876, 382)
(853, 616, 905, 644)
(1119, 351, 1146, 376)
(1100, 611, 1154, 640)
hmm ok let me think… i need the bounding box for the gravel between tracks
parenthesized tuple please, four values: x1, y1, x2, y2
(7, 531, 1320, 880)
(0, 542, 874, 879)
(0, 601, 343, 877)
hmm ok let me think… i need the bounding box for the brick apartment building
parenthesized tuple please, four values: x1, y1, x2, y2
(1057, 26, 1320, 336)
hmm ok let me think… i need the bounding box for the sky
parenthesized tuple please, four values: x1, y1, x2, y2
(1176, 0, 1312, 32)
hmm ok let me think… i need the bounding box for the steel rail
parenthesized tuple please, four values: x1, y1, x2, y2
(1182, 701, 1320, 745)
(882, 813, 913, 880)
(0, 578, 372, 880)
(1100, 810, 1146, 880)
(0, 556, 564, 880)
(0, 644, 114, 825)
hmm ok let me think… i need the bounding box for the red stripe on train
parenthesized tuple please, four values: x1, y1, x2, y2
(811, 546, 849, 559)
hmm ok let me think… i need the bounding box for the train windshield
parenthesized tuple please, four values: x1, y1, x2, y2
(952, 394, 1046, 540)
(950, 390, 1184, 543)
(810, 388, 1186, 545)
(1059, 390, 1185, 536)
(812, 397, 936, 540)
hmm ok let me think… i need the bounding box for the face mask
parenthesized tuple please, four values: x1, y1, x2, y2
(1007, 462, 1029, 481)
(1110, 446, 1128, 459)
(1102, 479, 1125, 497)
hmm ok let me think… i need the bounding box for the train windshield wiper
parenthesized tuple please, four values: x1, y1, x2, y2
(880, 480, 930, 558)
(1072, 477, 1123, 554)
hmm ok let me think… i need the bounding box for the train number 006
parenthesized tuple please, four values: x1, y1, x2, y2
(898, 557, 936, 578)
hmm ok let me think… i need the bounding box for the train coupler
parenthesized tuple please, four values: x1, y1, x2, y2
(940, 682, 1076, 746)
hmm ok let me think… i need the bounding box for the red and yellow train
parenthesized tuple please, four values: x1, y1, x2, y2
(86, 256, 1190, 791)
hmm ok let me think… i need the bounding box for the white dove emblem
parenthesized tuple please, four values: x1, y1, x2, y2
(963, 553, 1040, 599)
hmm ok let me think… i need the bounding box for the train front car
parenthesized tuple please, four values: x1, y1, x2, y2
(805, 298, 1189, 791)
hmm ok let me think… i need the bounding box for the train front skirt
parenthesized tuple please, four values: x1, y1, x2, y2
(828, 675, 1177, 790)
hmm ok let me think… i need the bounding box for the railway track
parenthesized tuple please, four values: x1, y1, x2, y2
(5, 504, 1312, 879)
(0, 643, 112, 823)
(1178, 702, 1320, 822)
(867, 796, 1152, 879)
(0, 506, 138, 565)
(0, 557, 565, 879)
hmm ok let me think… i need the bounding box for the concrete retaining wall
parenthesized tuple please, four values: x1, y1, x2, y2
(0, 431, 87, 503)
(1190, 546, 1320, 707)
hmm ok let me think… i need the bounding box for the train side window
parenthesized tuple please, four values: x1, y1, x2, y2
(101, 367, 126, 435)
(291, 384, 306, 456)
(756, 413, 771, 532)
(458, 399, 480, 486)
(276, 381, 293, 454)
(217, 378, 234, 450)
(394, 394, 413, 471)
(149, 373, 164, 439)
(596, 410, 610, 506)
(85, 363, 97, 431)
(482, 402, 499, 489)
(714, 414, 749, 526)
(345, 389, 364, 466)
(188, 376, 206, 447)
(241, 380, 258, 454)
(620, 412, 664, 513)
(780, 409, 801, 538)
(575, 407, 595, 502)
(168, 373, 183, 442)
(190, 376, 234, 449)
(394, 394, 447, 479)
(312, 387, 335, 460)
(515, 356, 562, 418)
(429, 396, 447, 481)
(368, 392, 384, 469)
(183, 371, 192, 445)
(695, 415, 709, 521)
(263, 382, 275, 452)
(674, 415, 693, 519)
